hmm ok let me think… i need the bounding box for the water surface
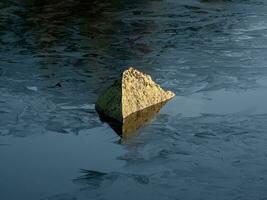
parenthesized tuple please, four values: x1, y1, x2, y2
(1, 0, 267, 199)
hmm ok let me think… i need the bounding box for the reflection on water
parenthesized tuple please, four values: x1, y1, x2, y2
(1, 0, 267, 199)
(98, 101, 167, 138)
(75, 169, 149, 187)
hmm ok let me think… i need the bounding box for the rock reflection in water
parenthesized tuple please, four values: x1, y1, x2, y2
(97, 101, 167, 138)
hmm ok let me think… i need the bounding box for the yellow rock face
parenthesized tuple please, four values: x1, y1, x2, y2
(95, 67, 175, 122)
(122, 67, 175, 118)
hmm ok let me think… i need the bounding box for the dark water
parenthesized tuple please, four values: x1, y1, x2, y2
(1, 0, 267, 199)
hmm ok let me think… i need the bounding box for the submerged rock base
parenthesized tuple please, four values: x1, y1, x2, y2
(97, 101, 167, 138)
(96, 67, 175, 123)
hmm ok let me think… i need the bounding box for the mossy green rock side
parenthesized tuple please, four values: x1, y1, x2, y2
(95, 80, 123, 122)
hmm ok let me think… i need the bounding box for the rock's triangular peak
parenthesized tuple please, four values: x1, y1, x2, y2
(95, 67, 175, 122)
(121, 67, 175, 118)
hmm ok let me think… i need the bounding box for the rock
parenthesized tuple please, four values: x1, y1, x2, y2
(98, 101, 167, 138)
(95, 67, 175, 122)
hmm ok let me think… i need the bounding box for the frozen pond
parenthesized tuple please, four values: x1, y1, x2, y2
(1, 0, 267, 199)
